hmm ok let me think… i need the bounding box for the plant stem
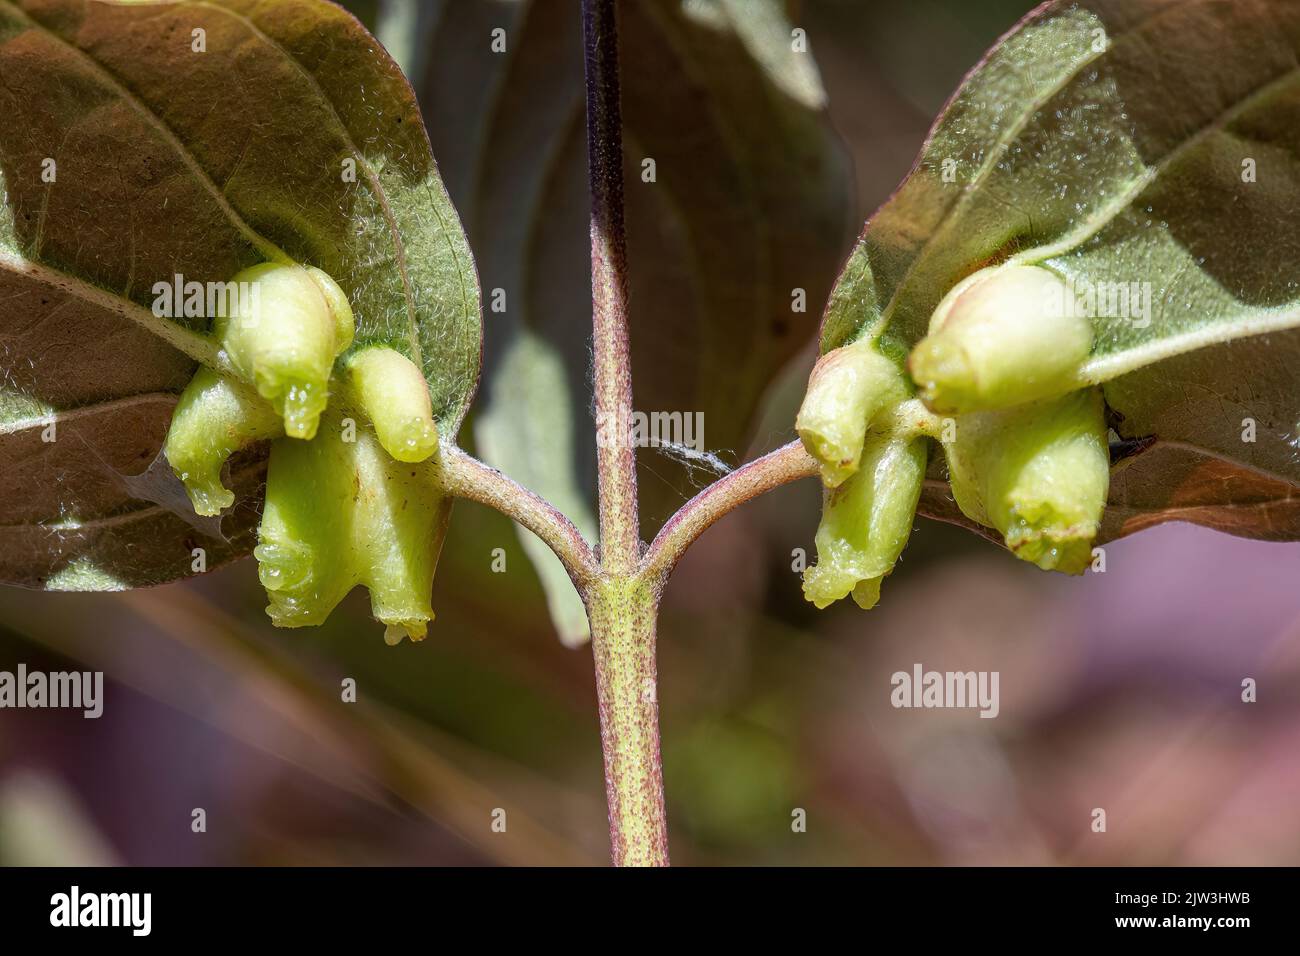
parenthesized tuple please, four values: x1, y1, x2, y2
(443, 435, 991, 603)
(640, 440, 820, 585)
(580, 0, 670, 867)
(439, 444, 601, 591)
(441, 440, 671, 865)
(583, 0, 639, 575)
(585, 577, 669, 866)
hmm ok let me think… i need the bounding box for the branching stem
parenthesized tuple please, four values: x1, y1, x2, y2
(640, 441, 819, 587)
(439, 0, 845, 869)
(439, 444, 601, 592)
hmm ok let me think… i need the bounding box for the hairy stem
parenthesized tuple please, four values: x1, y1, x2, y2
(583, 0, 639, 575)
(439, 444, 601, 591)
(586, 577, 669, 866)
(581, 0, 669, 867)
(641, 441, 820, 585)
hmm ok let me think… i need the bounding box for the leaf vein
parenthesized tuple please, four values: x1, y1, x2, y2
(0, 0, 289, 265)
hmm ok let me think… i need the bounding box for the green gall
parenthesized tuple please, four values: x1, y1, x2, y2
(162, 261, 448, 642)
(163, 367, 283, 516)
(255, 409, 448, 642)
(908, 263, 1092, 414)
(797, 338, 909, 487)
(944, 388, 1109, 574)
(215, 263, 355, 440)
(802, 433, 926, 610)
(346, 347, 439, 463)
(305, 265, 356, 355)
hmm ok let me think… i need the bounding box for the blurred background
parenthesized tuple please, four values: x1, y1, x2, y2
(2, 0, 1299, 866)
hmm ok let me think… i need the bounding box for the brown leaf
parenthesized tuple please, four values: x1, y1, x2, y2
(0, 0, 480, 588)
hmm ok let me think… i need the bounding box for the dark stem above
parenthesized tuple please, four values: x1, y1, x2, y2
(582, 0, 640, 574)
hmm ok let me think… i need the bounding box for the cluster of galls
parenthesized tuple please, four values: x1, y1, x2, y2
(798, 263, 1109, 610)
(164, 263, 444, 644)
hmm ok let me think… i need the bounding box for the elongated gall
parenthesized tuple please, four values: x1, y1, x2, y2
(797, 338, 909, 487)
(346, 347, 439, 463)
(164, 367, 283, 515)
(255, 410, 446, 640)
(802, 432, 926, 609)
(909, 264, 1091, 414)
(216, 263, 355, 440)
(944, 387, 1109, 574)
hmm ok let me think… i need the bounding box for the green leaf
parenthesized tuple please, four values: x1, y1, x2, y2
(0, 0, 481, 588)
(822, 0, 1300, 543)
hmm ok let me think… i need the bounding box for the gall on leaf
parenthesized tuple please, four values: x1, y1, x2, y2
(164, 367, 283, 517)
(944, 389, 1110, 575)
(802, 432, 927, 610)
(215, 263, 355, 441)
(163, 264, 445, 643)
(345, 347, 439, 464)
(908, 264, 1092, 415)
(796, 337, 909, 488)
(256, 408, 447, 646)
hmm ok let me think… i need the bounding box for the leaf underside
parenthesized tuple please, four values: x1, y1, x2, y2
(826, 0, 1300, 543)
(0, 0, 481, 589)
